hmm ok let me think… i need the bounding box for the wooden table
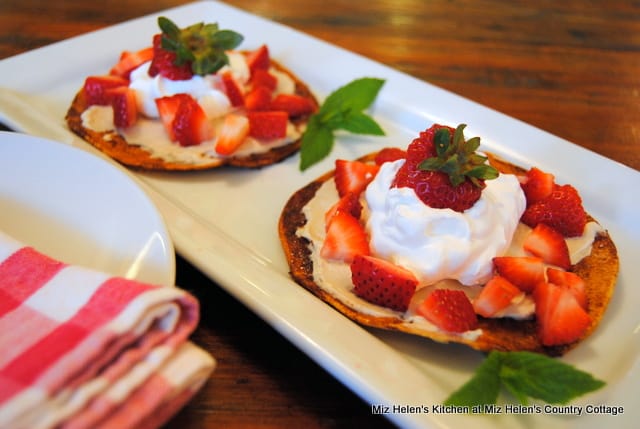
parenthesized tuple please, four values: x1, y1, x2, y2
(1, 1, 638, 428)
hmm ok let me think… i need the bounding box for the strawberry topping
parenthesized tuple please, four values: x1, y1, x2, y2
(416, 289, 478, 333)
(104, 86, 138, 128)
(533, 281, 591, 346)
(245, 86, 273, 111)
(473, 275, 523, 318)
(247, 111, 288, 139)
(546, 267, 588, 310)
(215, 113, 250, 156)
(320, 211, 370, 262)
(350, 255, 418, 312)
(110, 46, 154, 79)
(324, 192, 363, 227)
(246, 44, 270, 76)
(83, 75, 129, 106)
(492, 256, 546, 293)
(521, 184, 587, 237)
(270, 94, 316, 117)
(334, 159, 380, 198)
(521, 167, 555, 204)
(523, 224, 571, 270)
(374, 147, 406, 165)
(148, 34, 193, 80)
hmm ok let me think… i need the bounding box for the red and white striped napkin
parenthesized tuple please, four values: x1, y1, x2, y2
(0, 230, 215, 429)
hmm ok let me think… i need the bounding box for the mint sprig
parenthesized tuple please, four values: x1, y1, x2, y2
(444, 351, 605, 408)
(299, 77, 385, 171)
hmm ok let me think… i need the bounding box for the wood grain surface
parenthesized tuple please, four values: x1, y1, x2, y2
(1, 1, 638, 428)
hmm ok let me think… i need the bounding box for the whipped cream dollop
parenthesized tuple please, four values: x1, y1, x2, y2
(365, 159, 527, 286)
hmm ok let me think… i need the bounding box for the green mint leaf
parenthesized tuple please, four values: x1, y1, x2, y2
(319, 77, 385, 116)
(444, 351, 606, 408)
(444, 352, 502, 408)
(336, 111, 385, 135)
(498, 351, 606, 405)
(299, 117, 335, 171)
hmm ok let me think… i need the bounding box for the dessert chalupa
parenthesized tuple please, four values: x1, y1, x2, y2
(279, 123, 618, 356)
(66, 17, 318, 171)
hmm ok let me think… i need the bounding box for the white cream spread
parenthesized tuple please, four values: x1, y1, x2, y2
(297, 165, 602, 332)
(81, 51, 305, 165)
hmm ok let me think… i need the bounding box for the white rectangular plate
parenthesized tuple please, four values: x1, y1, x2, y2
(1, 2, 638, 428)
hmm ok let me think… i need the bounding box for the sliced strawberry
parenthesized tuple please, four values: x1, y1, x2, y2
(269, 94, 316, 117)
(247, 111, 288, 139)
(171, 96, 213, 146)
(521, 167, 555, 205)
(546, 268, 587, 310)
(334, 159, 380, 198)
(221, 71, 245, 107)
(83, 75, 129, 105)
(156, 94, 190, 141)
(521, 184, 587, 237)
(473, 275, 523, 318)
(104, 86, 138, 128)
(148, 34, 193, 80)
(523, 224, 571, 270)
(350, 255, 418, 312)
(533, 281, 591, 346)
(320, 211, 370, 262)
(324, 192, 363, 227)
(110, 46, 154, 78)
(215, 113, 250, 156)
(250, 69, 277, 90)
(244, 86, 273, 111)
(492, 256, 546, 293)
(416, 289, 479, 333)
(246, 44, 270, 75)
(374, 147, 407, 165)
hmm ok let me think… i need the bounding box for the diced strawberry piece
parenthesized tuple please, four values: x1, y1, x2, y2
(334, 159, 380, 198)
(533, 281, 591, 346)
(110, 46, 154, 78)
(492, 256, 546, 293)
(247, 111, 288, 139)
(473, 275, 523, 317)
(83, 75, 129, 105)
(521, 184, 587, 237)
(324, 192, 362, 227)
(215, 113, 250, 155)
(156, 94, 192, 141)
(269, 94, 316, 117)
(374, 147, 407, 165)
(320, 211, 370, 262)
(148, 34, 193, 80)
(250, 69, 277, 90)
(105, 86, 138, 128)
(523, 224, 571, 270)
(521, 167, 555, 205)
(171, 96, 213, 146)
(244, 86, 273, 111)
(546, 268, 588, 310)
(246, 44, 270, 75)
(350, 254, 418, 312)
(416, 289, 479, 333)
(221, 71, 245, 107)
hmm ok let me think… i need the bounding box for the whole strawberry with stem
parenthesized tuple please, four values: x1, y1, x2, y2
(393, 124, 499, 212)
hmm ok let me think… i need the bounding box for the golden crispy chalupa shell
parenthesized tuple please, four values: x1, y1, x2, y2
(279, 152, 619, 356)
(66, 59, 318, 171)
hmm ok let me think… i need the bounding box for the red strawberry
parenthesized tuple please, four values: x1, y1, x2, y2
(321, 211, 369, 262)
(334, 159, 380, 198)
(533, 281, 590, 346)
(392, 124, 494, 213)
(416, 289, 478, 333)
(247, 111, 288, 139)
(104, 86, 138, 128)
(324, 192, 362, 227)
(244, 86, 273, 111)
(246, 44, 270, 75)
(492, 256, 546, 293)
(546, 268, 587, 310)
(148, 34, 193, 80)
(521, 184, 587, 237)
(523, 224, 571, 270)
(215, 114, 250, 155)
(221, 71, 245, 107)
(110, 46, 154, 78)
(171, 95, 213, 146)
(250, 69, 277, 90)
(269, 94, 316, 117)
(156, 94, 190, 141)
(473, 275, 522, 317)
(374, 147, 407, 165)
(350, 255, 418, 312)
(521, 167, 555, 205)
(83, 75, 129, 105)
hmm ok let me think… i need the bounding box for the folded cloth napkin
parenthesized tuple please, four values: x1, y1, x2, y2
(0, 230, 215, 429)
